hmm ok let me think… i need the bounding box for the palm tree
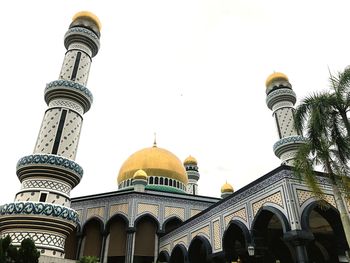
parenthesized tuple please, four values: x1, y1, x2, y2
(294, 86, 350, 249)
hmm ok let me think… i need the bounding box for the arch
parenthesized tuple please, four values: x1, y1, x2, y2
(252, 206, 291, 233)
(81, 217, 104, 258)
(155, 177, 159, 184)
(301, 201, 348, 261)
(188, 235, 212, 263)
(162, 216, 183, 235)
(170, 244, 188, 263)
(165, 178, 168, 185)
(134, 213, 161, 231)
(222, 219, 251, 262)
(134, 214, 160, 262)
(251, 206, 293, 262)
(158, 250, 170, 263)
(105, 214, 128, 263)
(160, 177, 164, 185)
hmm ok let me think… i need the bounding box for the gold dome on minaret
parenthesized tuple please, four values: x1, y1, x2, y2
(133, 169, 148, 180)
(72, 11, 102, 31)
(221, 182, 234, 193)
(184, 155, 197, 166)
(118, 145, 188, 185)
(265, 72, 289, 88)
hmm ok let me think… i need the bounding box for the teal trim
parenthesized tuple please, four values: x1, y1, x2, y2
(45, 80, 93, 102)
(17, 154, 83, 178)
(146, 185, 185, 194)
(0, 202, 79, 224)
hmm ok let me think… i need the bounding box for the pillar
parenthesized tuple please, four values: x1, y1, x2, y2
(284, 230, 314, 263)
(125, 228, 136, 263)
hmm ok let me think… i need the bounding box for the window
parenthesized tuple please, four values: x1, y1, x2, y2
(160, 178, 164, 185)
(39, 193, 48, 202)
(150, 177, 154, 184)
(165, 178, 168, 185)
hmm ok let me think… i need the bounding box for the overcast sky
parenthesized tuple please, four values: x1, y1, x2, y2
(0, 0, 349, 202)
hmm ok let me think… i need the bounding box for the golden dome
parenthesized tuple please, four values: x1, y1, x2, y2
(221, 182, 234, 193)
(184, 155, 197, 165)
(133, 169, 148, 180)
(72, 11, 102, 31)
(265, 72, 289, 88)
(117, 146, 188, 185)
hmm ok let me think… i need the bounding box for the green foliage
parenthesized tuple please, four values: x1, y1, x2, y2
(78, 256, 99, 263)
(0, 236, 39, 263)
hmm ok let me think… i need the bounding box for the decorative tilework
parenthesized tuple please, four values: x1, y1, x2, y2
(22, 179, 71, 194)
(191, 225, 210, 239)
(137, 203, 159, 217)
(224, 208, 247, 227)
(212, 220, 221, 250)
(160, 244, 171, 255)
(49, 99, 84, 115)
(109, 203, 129, 217)
(252, 191, 283, 216)
(173, 235, 188, 248)
(164, 206, 185, 221)
(296, 189, 336, 208)
(86, 206, 105, 219)
(190, 209, 202, 217)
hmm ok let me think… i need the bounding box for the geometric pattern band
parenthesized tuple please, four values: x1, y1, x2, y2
(22, 179, 71, 194)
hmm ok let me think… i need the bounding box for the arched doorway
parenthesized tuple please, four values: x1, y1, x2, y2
(134, 215, 159, 263)
(169, 244, 188, 263)
(157, 251, 170, 263)
(223, 220, 251, 262)
(251, 206, 293, 262)
(106, 214, 128, 263)
(163, 217, 183, 235)
(81, 218, 104, 258)
(302, 202, 348, 262)
(64, 226, 80, 260)
(188, 236, 212, 263)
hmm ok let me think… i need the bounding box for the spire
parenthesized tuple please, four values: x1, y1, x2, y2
(153, 132, 157, 147)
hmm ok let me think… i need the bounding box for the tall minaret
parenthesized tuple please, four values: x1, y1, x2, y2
(0, 11, 101, 258)
(265, 72, 306, 165)
(184, 156, 200, 195)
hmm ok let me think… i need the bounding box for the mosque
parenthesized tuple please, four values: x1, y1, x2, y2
(0, 11, 349, 263)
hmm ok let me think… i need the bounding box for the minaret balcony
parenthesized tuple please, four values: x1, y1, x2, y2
(266, 88, 296, 110)
(273, 135, 307, 158)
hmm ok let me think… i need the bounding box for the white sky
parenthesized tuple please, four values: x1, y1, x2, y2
(0, 0, 349, 202)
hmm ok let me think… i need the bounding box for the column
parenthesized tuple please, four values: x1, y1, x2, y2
(125, 228, 136, 263)
(283, 230, 314, 263)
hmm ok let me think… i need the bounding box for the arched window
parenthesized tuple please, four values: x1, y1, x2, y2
(173, 180, 176, 187)
(177, 181, 179, 188)
(149, 177, 154, 184)
(155, 177, 159, 184)
(165, 178, 168, 185)
(160, 178, 164, 185)
(169, 179, 173, 186)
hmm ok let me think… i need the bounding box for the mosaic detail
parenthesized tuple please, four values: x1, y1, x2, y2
(213, 219, 221, 250)
(0, 202, 79, 224)
(66, 27, 99, 40)
(17, 154, 83, 178)
(191, 225, 210, 239)
(273, 136, 307, 152)
(49, 99, 84, 115)
(190, 209, 202, 217)
(2, 231, 65, 250)
(296, 189, 336, 208)
(266, 88, 296, 109)
(109, 203, 129, 217)
(252, 191, 283, 216)
(275, 108, 297, 137)
(22, 179, 71, 194)
(87, 206, 105, 219)
(34, 108, 61, 154)
(224, 208, 247, 227)
(164, 206, 185, 221)
(45, 80, 93, 103)
(57, 111, 82, 159)
(137, 203, 159, 217)
(173, 235, 188, 248)
(68, 43, 92, 57)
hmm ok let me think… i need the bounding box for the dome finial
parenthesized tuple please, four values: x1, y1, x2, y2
(153, 132, 157, 147)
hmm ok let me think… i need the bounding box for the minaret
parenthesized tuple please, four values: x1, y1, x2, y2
(184, 156, 200, 195)
(265, 72, 306, 165)
(221, 182, 234, 199)
(0, 11, 101, 258)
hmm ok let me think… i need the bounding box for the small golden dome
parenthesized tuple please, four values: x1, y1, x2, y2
(184, 155, 197, 165)
(118, 146, 188, 185)
(221, 182, 234, 193)
(265, 72, 289, 88)
(133, 169, 148, 180)
(72, 11, 102, 31)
